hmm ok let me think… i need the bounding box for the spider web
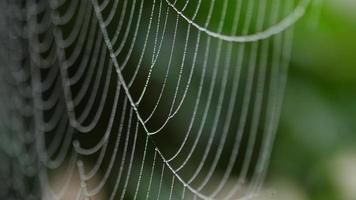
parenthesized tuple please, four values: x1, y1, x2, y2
(0, 0, 313, 199)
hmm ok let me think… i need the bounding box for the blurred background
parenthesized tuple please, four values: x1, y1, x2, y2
(266, 0, 356, 199)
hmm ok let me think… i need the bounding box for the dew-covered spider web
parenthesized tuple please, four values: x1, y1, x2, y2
(0, 0, 317, 199)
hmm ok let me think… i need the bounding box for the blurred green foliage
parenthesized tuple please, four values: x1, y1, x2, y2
(269, 0, 356, 199)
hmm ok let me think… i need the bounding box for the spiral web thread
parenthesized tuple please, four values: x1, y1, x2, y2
(0, 0, 312, 199)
